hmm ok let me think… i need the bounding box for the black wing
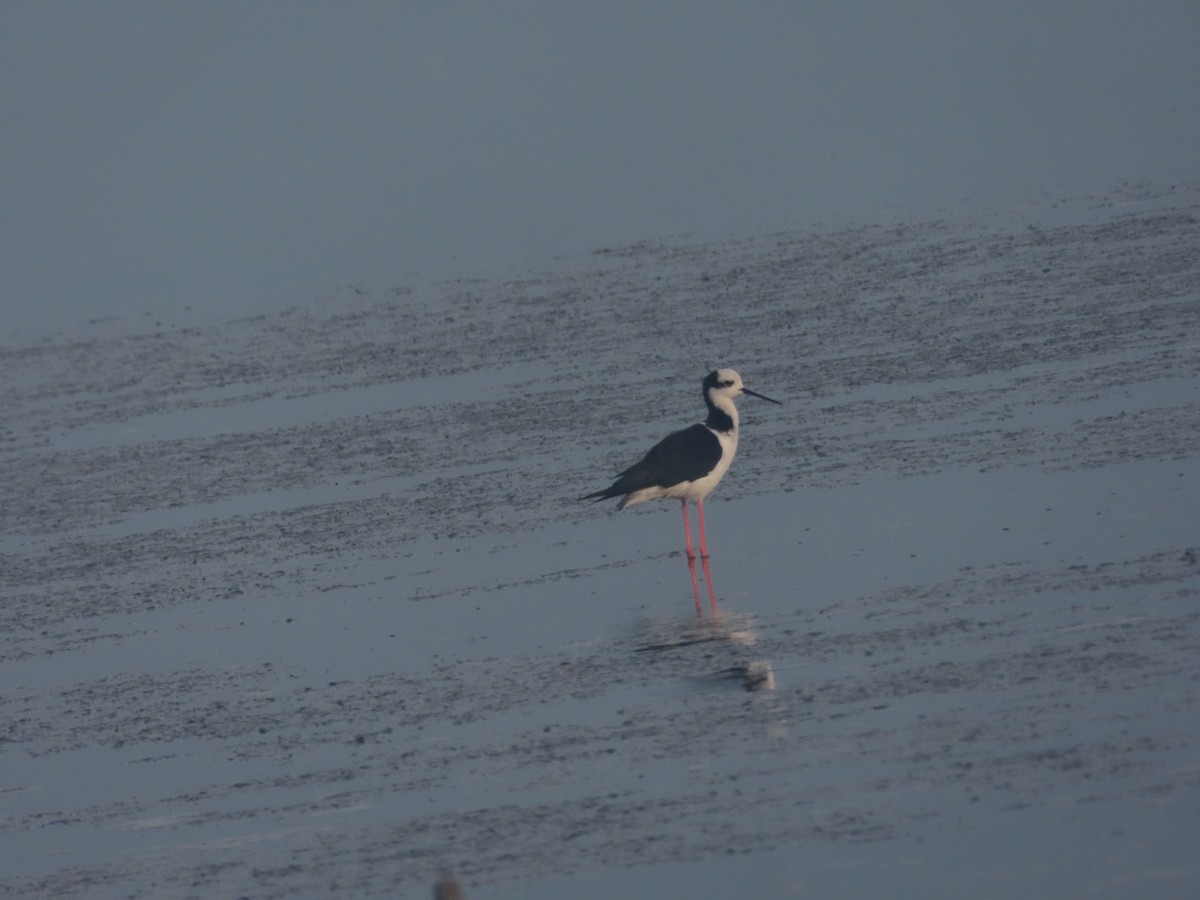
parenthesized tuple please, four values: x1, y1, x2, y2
(582, 424, 720, 501)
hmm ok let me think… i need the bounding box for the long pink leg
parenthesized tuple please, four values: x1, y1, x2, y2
(700, 555, 719, 616)
(681, 500, 702, 615)
(695, 499, 718, 614)
(696, 498, 711, 559)
(686, 554, 703, 617)
(681, 498, 697, 560)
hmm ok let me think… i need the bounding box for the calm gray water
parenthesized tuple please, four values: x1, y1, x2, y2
(2, 183, 1198, 897)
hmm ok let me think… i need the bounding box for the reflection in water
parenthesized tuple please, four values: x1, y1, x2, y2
(633, 615, 776, 689)
(630, 615, 789, 758)
(634, 611, 759, 653)
(725, 659, 776, 692)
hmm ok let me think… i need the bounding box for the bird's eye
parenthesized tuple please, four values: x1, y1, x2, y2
(722, 380, 734, 387)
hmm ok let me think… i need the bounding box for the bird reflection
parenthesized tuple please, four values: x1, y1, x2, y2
(634, 615, 776, 692)
(634, 610, 759, 653)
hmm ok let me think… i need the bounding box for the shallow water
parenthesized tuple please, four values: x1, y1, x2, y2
(2, 183, 1199, 898)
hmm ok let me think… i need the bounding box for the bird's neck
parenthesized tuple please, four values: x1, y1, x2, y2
(704, 396, 738, 434)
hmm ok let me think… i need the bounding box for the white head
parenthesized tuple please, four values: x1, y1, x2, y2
(703, 368, 781, 408)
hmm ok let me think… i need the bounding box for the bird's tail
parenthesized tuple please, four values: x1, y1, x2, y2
(580, 486, 628, 504)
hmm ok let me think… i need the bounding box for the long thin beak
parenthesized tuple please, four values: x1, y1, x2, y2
(742, 387, 782, 404)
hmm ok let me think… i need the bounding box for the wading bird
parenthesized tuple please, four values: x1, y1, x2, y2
(582, 368, 781, 614)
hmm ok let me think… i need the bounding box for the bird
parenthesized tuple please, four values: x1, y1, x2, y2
(581, 368, 781, 565)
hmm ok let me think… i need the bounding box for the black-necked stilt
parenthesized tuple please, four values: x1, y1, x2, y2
(582, 368, 781, 612)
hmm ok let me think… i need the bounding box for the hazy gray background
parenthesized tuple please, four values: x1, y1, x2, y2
(4, 1, 1198, 340)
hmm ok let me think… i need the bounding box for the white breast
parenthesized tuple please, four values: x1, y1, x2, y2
(665, 425, 738, 501)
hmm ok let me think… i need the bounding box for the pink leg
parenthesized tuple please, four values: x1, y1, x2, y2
(696, 498, 711, 559)
(686, 554, 703, 617)
(696, 498, 718, 615)
(681, 498, 696, 561)
(681, 500, 702, 615)
(700, 555, 720, 616)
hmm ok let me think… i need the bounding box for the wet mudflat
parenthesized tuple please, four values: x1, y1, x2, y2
(2, 184, 1198, 898)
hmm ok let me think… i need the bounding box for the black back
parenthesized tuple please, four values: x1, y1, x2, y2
(582, 423, 721, 501)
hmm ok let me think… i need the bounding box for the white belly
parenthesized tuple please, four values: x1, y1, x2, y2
(621, 427, 738, 506)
